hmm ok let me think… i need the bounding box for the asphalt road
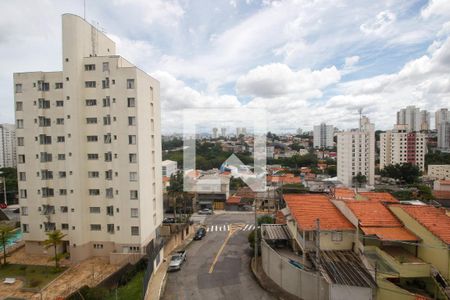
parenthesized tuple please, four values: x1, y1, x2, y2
(162, 212, 275, 300)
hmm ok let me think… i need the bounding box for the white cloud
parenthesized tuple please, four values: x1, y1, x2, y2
(421, 0, 450, 19)
(360, 10, 396, 36)
(236, 63, 341, 98)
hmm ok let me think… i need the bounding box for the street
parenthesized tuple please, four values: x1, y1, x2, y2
(162, 212, 275, 300)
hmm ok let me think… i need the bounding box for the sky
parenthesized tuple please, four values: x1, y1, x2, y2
(1, 0, 450, 133)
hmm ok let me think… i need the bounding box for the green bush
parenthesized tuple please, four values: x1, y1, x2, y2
(29, 278, 42, 287)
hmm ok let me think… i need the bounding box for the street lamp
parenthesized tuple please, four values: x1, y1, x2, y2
(0, 171, 6, 205)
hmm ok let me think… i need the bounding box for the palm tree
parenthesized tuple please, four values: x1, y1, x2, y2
(43, 230, 66, 269)
(0, 224, 14, 266)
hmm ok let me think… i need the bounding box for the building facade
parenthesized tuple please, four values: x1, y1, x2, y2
(396, 105, 429, 132)
(337, 117, 375, 187)
(428, 165, 450, 180)
(437, 121, 450, 151)
(435, 108, 449, 130)
(162, 160, 177, 177)
(14, 14, 163, 263)
(380, 124, 426, 171)
(0, 124, 17, 168)
(313, 123, 333, 148)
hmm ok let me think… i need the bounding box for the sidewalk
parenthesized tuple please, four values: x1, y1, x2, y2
(145, 232, 195, 300)
(251, 257, 300, 300)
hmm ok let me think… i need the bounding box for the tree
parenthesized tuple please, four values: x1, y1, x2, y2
(257, 215, 275, 225)
(326, 165, 337, 177)
(352, 172, 367, 188)
(380, 163, 420, 184)
(0, 224, 14, 265)
(43, 230, 67, 269)
(167, 172, 183, 219)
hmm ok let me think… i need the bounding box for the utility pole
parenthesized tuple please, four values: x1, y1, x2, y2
(316, 218, 321, 300)
(254, 195, 258, 271)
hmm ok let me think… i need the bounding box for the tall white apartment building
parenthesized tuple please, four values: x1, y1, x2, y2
(379, 125, 426, 171)
(221, 127, 227, 138)
(396, 106, 430, 132)
(0, 124, 17, 168)
(337, 117, 375, 187)
(14, 14, 163, 264)
(313, 123, 334, 148)
(212, 128, 218, 139)
(435, 108, 449, 130)
(428, 165, 450, 180)
(436, 108, 450, 151)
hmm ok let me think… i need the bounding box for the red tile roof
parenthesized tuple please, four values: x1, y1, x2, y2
(334, 187, 356, 200)
(226, 196, 242, 204)
(433, 191, 450, 200)
(439, 180, 450, 185)
(283, 194, 354, 231)
(267, 175, 301, 184)
(346, 202, 402, 227)
(162, 176, 170, 183)
(235, 187, 257, 199)
(358, 192, 399, 203)
(361, 227, 418, 241)
(394, 205, 450, 244)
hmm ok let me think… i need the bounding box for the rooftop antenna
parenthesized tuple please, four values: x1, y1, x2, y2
(358, 107, 363, 130)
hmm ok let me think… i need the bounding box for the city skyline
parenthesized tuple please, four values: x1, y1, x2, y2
(0, 0, 449, 134)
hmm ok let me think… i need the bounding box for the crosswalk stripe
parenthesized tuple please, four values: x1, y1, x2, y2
(206, 227, 210, 232)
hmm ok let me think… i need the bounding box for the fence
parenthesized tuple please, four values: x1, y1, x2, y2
(261, 240, 329, 300)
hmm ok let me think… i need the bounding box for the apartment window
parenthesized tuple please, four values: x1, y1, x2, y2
(39, 117, 51, 127)
(128, 116, 136, 126)
(59, 171, 66, 178)
(56, 100, 64, 107)
(41, 170, 53, 180)
(60, 206, 68, 213)
(55, 82, 63, 89)
(102, 62, 109, 72)
(38, 98, 50, 108)
(107, 224, 115, 234)
(58, 154, 65, 160)
(41, 188, 54, 198)
(87, 153, 99, 160)
(131, 226, 139, 236)
(87, 135, 98, 142)
(106, 206, 114, 216)
(127, 97, 136, 107)
(86, 117, 97, 124)
(104, 134, 111, 144)
(19, 189, 27, 199)
(86, 99, 97, 106)
(59, 189, 67, 195)
(57, 136, 65, 143)
(90, 224, 101, 231)
(18, 155, 25, 164)
(56, 118, 64, 125)
(128, 135, 136, 145)
(61, 224, 69, 230)
(101, 153, 112, 163)
(19, 172, 26, 181)
(127, 79, 135, 89)
(85, 81, 96, 88)
(89, 189, 100, 196)
(37, 80, 50, 91)
(102, 77, 110, 89)
(90, 207, 101, 214)
(17, 119, 24, 129)
(103, 115, 111, 125)
(17, 137, 24, 146)
(102, 96, 110, 107)
(331, 231, 343, 242)
(15, 83, 22, 93)
(130, 190, 138, 200)
(88, 171, 99, 178)
(129, 172, 138, 181)
(105, 170, 113, 180)
(39, 134, 52, 145)
(16, 102, 23, 111)
(22, 224, 29, 233)
(84, 64, 96, 71)
(40, 152, 52, 162)
(129, 153, 137, 163)
(106, 188, 114, 198)
(131, 208, 139, 218)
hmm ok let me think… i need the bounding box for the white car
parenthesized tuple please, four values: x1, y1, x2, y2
(198, 208, 213, 215)
(168, 250, 187, 271)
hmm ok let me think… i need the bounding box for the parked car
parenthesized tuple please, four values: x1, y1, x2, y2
(193, 228, 206, 240)
(198, 208, 213, 215)
(163, 217, 176, 224)
(168, 250, 187, 271)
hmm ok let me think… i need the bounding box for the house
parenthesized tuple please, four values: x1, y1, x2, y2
(162, 160, 178, 177)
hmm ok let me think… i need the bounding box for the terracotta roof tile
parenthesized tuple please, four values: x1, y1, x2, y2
(226, 196, 242, 204)
(439, 180, 450, 185)
(394, 205, 450, 244)
(361, 227, 418, 241)
(346, 202, 402, 227)
(358, 192, 399, 203)
(283, 194, 354, 231)
(334, 188, 356, 200)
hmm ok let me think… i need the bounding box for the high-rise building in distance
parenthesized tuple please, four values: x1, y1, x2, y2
(0, 124, 17, 168)
(396, 106, 430, 132)
(14, 14, 163, 264)
(337, 117, 375, 187)
(313, 123, 334, 148)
